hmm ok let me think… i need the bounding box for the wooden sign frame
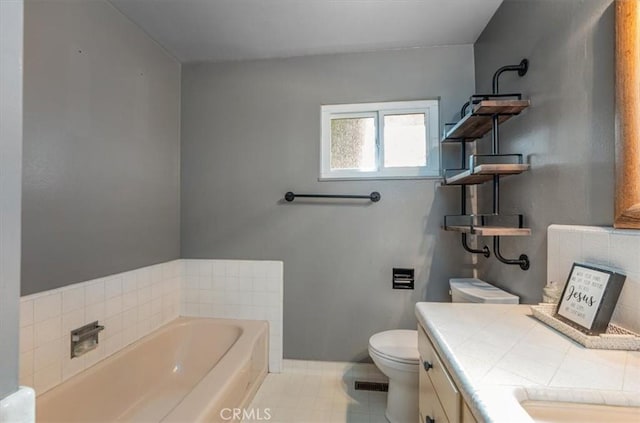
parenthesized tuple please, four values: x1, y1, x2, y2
(555, 263, 626, 335)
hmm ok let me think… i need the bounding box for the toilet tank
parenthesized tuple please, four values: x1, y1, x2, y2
(449, 278, 519, 304)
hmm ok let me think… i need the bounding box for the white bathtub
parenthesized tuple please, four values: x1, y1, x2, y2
(36, 317, 269, 422)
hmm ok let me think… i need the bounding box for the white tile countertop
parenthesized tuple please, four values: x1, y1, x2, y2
(415, 303, 640, 423)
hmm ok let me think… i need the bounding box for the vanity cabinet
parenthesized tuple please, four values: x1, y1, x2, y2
(418, 325, 477, 423)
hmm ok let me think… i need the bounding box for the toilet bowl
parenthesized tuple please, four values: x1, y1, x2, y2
(368, 330, 419, 423)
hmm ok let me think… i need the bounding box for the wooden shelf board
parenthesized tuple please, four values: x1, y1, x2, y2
(445, 225, 532, 236)
(473, 100, 530, 115)
(444, 163, 530, 185)
(442, 99, 530, 142)
(445, 173, 493, 185)
(475, 163, 530, 174)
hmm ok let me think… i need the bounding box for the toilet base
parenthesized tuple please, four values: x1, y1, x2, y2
(384, 378, 418, 423)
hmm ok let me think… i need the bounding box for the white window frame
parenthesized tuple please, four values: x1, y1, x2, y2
(320, 99, 440, 180)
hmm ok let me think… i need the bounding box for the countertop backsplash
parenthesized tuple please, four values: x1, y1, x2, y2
(547, 225, 640, 334)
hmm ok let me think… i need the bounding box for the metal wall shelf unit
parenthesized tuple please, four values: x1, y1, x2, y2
(441, 59, 531, 270)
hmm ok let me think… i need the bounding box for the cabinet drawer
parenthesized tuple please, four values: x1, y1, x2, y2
(419, 362, 450, 423)
(418, 325, 460, 423)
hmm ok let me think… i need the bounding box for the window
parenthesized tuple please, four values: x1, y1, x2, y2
(320, 100, 440, 179)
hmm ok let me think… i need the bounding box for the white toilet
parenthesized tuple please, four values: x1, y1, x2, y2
(368, 279, 518, 423)
(368, 330, 419, 423)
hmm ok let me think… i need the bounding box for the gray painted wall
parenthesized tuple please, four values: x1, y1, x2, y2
(474, 0, 615, 303)
(181, 46, 475, 361)
(22, 0, 181, 295)
(0, 0, 23, 399)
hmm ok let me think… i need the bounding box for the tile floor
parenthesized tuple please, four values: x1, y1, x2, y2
(243, 360, 389, 423)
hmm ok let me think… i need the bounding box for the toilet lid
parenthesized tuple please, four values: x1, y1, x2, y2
(450, 278, 519, 303)
(368, 330, 419, 364)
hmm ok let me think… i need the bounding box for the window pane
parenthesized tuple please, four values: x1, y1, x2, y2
(330, 117, 376, 171)
(383, 113, 427, 168)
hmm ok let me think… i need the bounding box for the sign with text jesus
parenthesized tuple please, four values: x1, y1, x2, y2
(555, 263, 626, 335)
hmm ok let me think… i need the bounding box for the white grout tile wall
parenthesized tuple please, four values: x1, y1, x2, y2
(18, 258, 284, 396)
(19, 261, 182, 395)
(547, 225, 640, 334)
(180, 259, 284, 373)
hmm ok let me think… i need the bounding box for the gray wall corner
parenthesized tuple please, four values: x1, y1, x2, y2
(473, 0, 615, 303)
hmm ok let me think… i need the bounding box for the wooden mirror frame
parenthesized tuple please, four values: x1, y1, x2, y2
(615, 0, 640, 228)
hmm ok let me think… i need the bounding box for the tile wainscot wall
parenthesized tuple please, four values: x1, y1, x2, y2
(180, 259, 283, 373)
(547, 224, 640, 334)
(19, 259, 283, 396)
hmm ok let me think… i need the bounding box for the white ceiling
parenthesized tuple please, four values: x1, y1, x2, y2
(109, 0, 504, 63)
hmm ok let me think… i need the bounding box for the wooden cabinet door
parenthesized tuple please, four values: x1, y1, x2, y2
(418, 325, 461, 422)
(419, 358, 450, 423)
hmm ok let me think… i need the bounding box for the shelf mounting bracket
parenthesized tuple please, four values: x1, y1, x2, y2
(493, 236, 529, 270)
(461, 234, 490, 258)
(492, 59, 529, 94)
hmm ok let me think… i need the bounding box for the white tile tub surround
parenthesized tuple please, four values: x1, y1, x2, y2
(547, 225, 640, 334)
(180, 259, 284, 373)
(18, 258, 284, 395)
(19, 260, 182, 395)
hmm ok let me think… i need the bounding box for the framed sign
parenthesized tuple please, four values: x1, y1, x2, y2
(555, 263, 626, 335)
